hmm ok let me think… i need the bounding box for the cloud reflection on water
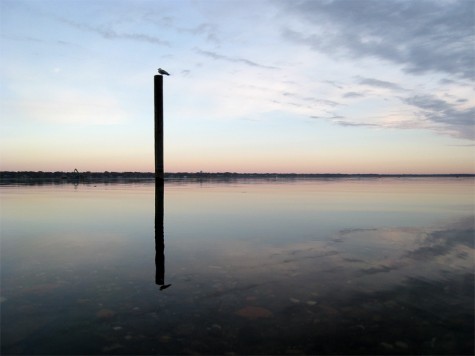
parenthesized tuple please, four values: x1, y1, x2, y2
(168, 215, 473, 300)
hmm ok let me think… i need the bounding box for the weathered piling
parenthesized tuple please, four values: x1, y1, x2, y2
(154, 75, 164, 181)
(154, 73, 166, 286)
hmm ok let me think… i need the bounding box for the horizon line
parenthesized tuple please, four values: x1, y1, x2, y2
(1, 171, 474, 177)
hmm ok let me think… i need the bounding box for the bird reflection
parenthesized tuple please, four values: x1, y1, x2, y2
(155, 179, 171, 290)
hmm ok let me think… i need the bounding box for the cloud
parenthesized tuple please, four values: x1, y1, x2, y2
(357, 77, 403, 91)
(195, 48, 279, 69)
(59, 18, 169, 46)
(305, 73, 473, 140)
(343, 92, 365, 99)
(312, 113, 400, 129)
(1, 34, 43, 43)
(281, 0, 474, 80)
(405, 95, 475, 140)
(178, 23, 220, 44)
(282, 91, 340, 109)
(336, 120, 380, 128)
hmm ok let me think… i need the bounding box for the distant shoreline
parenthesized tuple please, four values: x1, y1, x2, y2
(1, 171, 474, 185)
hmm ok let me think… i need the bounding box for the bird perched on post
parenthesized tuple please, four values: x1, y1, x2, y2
(158, 68, 170, 76)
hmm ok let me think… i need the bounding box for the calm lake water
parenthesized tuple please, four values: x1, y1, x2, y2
(1, 178, 474, 355)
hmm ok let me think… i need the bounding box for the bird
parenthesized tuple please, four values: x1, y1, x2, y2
(158, 68, 170, 76)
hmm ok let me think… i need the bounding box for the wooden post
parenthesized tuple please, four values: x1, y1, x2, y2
(154, 75, 164, 181)
(154, 74, 168, 288)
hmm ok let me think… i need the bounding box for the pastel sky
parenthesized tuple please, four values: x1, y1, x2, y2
(1, 0, 474, 174)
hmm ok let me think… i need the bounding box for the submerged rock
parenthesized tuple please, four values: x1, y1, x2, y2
(236, 306, 273, 319)
(96, 309, 115, 319)
(395, 341, 408, 349)
(208, 324, 222, 336)
(102, 344, 123, 352)
(380, 342, 394, 350)
(159, 335, 171, 343)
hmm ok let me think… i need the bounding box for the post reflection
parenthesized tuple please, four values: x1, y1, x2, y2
(155, 180, 171, 290)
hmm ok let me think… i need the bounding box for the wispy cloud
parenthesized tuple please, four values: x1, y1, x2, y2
(405, 95, 475, 140)
(59, 18, 169, 46)
(343, 92, 365, 99)
(336, 120, 380, 128)
(1, 34, 43, 43)
(178, 23, 220, 44)
(195, 48, 279, 69)
(357, 77, 403, 91)
(311, 95, 475, 140)
(282, 91, 340, 109)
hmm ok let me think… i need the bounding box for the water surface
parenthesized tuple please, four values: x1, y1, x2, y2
(1, 178, 474, 354)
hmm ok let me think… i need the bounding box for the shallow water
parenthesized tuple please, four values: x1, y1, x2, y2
(1, 178, 474, 354)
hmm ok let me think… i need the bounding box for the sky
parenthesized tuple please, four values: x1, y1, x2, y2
(1, 0, 474, 174)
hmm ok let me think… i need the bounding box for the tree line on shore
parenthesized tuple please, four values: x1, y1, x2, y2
(0, 170, 473, 183)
